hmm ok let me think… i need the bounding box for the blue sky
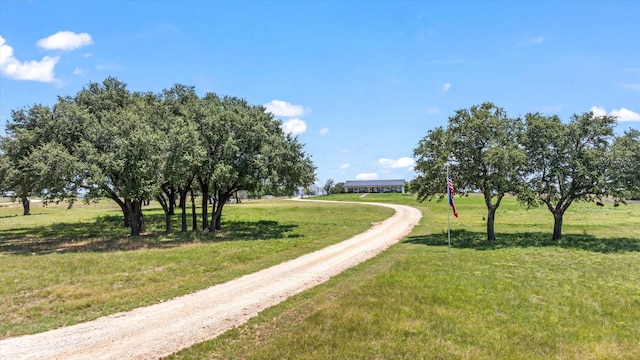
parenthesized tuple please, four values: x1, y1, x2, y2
(1, 1, 639, 187)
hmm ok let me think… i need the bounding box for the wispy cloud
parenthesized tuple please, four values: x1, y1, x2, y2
(96, 63, 123, 72)
(37, 31, 93, 51)
(442, 82, 451, 92)
(425, 107, 440, 115)
(319, 128, 329, 135)
(619, 83, 640, 91)
(518, 36, 544, 45)
(264, 100, 309, 117)
(356, 173, 379, 180)
(0, 35, 59, 82)
(340, 163, 350, 170)
(281, 118, 307, 135)
(378, 157, 416, 169)
(591, 106, 640, 122)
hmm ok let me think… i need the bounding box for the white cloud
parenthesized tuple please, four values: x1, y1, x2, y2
(590, 106, 607, 117)
(319, 127, 329, 135)
(378, 157, 416, 169)
(37, 31, 93, 51)
(591, 106, 640, 122)
(519, 36, 544, 45)
(73, 66, 83, 75)
(0, 35, 59, 82)
(610, 108, 640, 122)
(442, 82, 451, 92)
(264, 99, 309, 117)
(619, 83, 640, 91)
(356, 173, 379, 180)
(281, 118, 307, 135)
(339, 163, 350, 170)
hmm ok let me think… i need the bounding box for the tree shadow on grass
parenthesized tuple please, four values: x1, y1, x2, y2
(404, 229, 640, 253)
(0, 213, 300, 255)
(218, 220, 300, 241)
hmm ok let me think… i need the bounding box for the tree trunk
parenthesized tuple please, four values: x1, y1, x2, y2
(21, 196, 30, 216)
(190, 189, 197, 232)
(212, 194, 231, 231)
(486, 206, 497, 241)
(179, 191, 188, 233)
(209, 197, 218, 231)
(103, 188, 130, 227)
(155, 194, 172, 234)
(168, 188, 176, 216)
(553, 211, 563, 240)
(198, 177, 209, 231)
(125, 199, 145, 237)
(114, 197, 130, 227)
(213, 203, 224, 231)
(164, 211, 172, 234)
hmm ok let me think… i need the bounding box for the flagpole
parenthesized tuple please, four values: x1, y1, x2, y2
(447, 164, 451, 253)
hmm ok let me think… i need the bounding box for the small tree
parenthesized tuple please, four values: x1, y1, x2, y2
(0, 153, 9, 192)
(1, 104, 59, 215)
(609, 129, 640, 200)
(323, 179, 335, 194)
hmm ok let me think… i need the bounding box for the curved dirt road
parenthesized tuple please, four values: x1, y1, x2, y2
(0, 201, 421, 360)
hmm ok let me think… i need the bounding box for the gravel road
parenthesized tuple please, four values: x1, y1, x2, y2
(0, 200, 421, 360)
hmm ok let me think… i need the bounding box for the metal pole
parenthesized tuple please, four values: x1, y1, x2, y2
(447, 165, 451, 253)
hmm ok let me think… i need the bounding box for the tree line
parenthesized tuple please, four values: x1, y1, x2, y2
(411, 102, 640, 241)
(0, 77, 316, 236)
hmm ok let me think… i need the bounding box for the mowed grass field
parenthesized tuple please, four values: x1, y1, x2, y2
(2, 194, 640, 359)
(169, 194, 640, 360)
(0, 198, 393, 337)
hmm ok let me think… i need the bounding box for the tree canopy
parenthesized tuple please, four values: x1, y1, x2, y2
(413, 102, 526, 241)
(518, 111, 616, 240)
(609, 129, 640, 200)
(0, 77, 316, 237)
(413, 104, 635, 241)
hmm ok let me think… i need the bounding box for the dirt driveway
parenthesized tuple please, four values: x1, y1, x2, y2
(0, 200, 422, 359)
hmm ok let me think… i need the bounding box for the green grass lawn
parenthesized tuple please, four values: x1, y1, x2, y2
(0, 198, 393, 337)
(2, 194, 640, 359)
(168, 194, 640, 359)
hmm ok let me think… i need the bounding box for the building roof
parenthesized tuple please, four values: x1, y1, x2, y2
(343, 179, 405, 187)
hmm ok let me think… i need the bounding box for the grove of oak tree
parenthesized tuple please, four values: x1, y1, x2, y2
(0, 77, 316, 237)
(411, 102, 639, 241)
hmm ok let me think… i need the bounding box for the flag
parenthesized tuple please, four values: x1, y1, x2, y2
(447, 176, 458, 218)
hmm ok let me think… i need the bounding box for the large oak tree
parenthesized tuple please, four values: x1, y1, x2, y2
(518, 111, 616, 240)
(413, 102, 526, 241)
